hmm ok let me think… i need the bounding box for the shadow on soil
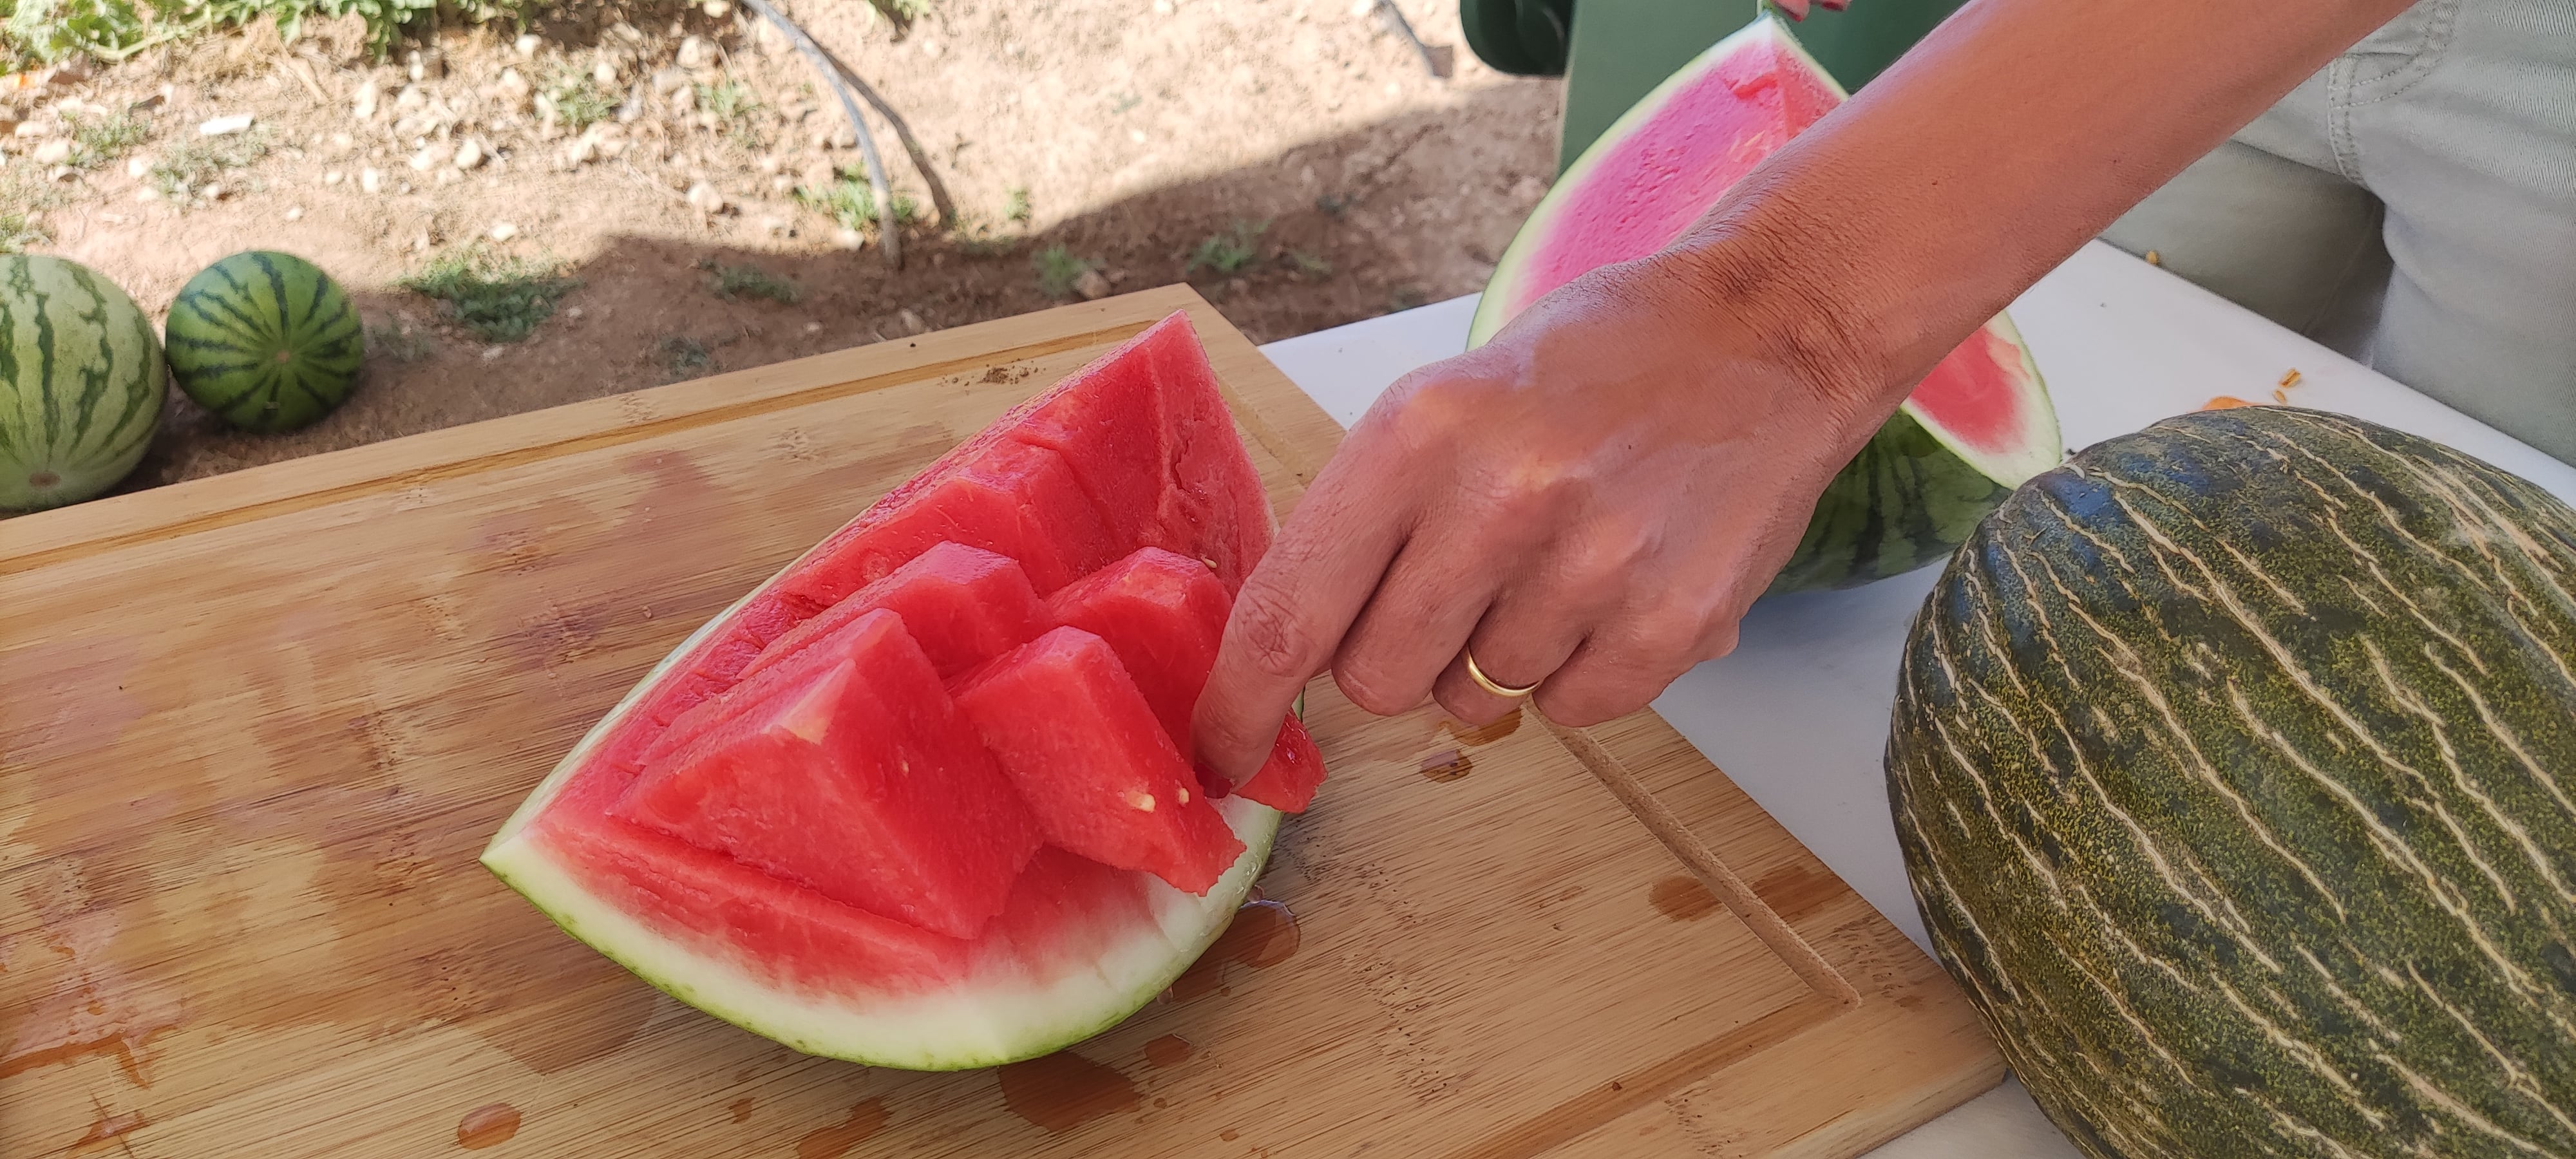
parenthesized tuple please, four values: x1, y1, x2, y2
(117, 84, 1533, 494)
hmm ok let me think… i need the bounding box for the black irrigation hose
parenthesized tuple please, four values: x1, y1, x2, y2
(738, 0, 904, 268)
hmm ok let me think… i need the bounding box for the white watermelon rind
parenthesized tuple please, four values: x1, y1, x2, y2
(481, 581, 1285, 1071)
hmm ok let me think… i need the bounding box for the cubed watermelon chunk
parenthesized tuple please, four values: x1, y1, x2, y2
(611, 608, 1043, 939)
(1045, 547, 1229, 750)
(748, 542, 1046, 682)
(952, 627, 1246, 895)
(776, 442, 1118, 608)
(1236, 715, 1327, 814)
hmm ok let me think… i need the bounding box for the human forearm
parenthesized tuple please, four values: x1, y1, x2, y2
(1676, 0, 2415, 416)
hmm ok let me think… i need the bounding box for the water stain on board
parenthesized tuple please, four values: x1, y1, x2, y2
(999, 1052, 1141, 1133)
(795, 1100, 889, 1158)
(1168, 900, 1301, 1002)
(1649, 875, 1720, 922)
(1417, 749, 1473, 783)
(728, 1097, 757, 1123)
(74, 1110, 147, 1147)
(1142, 1034, 1194, 1069)
(1751, 863, 1842, 925)
(455, 1103, 522, 1149)
(3, 906, 185, 1088)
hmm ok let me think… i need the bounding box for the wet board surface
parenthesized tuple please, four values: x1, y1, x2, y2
(0, 287, 2001, 1158)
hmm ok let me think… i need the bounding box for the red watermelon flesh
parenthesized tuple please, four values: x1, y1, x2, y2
(611, 608, 1042, 939)
(1045, 547, 1229, 749)
(1236, 715, 1328, 814)
(954, 627, 1245, 894)
(483, 312, 1311, 1070)
(775, 440, 1117, 607)
(747, 542, 1046, 682)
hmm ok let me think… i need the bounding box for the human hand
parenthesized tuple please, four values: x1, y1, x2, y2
(1190, 245, 1890, 778)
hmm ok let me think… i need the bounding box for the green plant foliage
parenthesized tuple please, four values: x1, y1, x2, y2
(699, 259, 800, 304)
(1032, 245, 1092, 299)
(399, 245, 578, 343)
(795, 171, 920, 236)
(1188, 219, 1268, 276)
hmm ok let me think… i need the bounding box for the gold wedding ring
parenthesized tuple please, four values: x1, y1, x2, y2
(1463, 650, 1541, 699)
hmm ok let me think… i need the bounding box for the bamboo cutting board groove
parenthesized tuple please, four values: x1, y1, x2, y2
(0, 288, 2002, 1158)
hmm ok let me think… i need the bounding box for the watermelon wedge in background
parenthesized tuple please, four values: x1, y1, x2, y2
(482, 313, 1325, 1070)
(1470, 14, 2061, 593)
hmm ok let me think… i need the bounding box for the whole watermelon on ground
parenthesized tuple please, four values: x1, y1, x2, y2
(0, 254, 163, 511)
(482, 312, 1327, 1070)
(1888, 406, 2576, 1159)
(165, 250, 364, 433)
(1471, 14, 2060, 592)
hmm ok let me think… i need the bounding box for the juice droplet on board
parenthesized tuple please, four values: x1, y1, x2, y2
(998, 1051, 1140, 1132)
(1649, 875, 1719, 921)
(1168, 899, 1302, 1001)
(1142, 1033, 1194, 1069)
(456, 1103, 522, 1149)
(795, 1100, 887, 1159)
(1417, 748, 1472, 782)
(1441, 709, 1521, 746)
(728, 1097, 756, 1123)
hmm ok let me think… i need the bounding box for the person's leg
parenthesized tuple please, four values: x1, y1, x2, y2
(2099, 139, 2390, 357)
(2343, 0, 2576, 462)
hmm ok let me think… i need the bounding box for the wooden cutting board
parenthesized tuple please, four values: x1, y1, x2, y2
(0, 287, 2002, 1158)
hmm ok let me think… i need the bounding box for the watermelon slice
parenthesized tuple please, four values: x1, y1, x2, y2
(482, 312, 1318, 1070)
(1237, 715, 1328, 814)
(612, 609, 1042, 939)
(954, 627, 1248, 894)
(1470, 14, 2061, 592)
(747, 542, 1047, 681)
(1045, 547, 1231, 749)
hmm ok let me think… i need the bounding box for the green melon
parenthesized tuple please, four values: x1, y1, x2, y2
(0, 254, 164, 511)
(1889, 406, 2576, 1159)
(166, 250, 364, 433)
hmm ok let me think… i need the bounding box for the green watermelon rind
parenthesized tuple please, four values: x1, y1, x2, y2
(0, 254, 166, 511)
(1464, 14, 2062, 593)
(482, 548, 1285, 1072)
(165, 250, 365, 434)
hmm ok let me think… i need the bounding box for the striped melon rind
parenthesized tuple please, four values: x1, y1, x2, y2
(166, 250, 365, 433)
(0, 254, 164, 511)
(1890, 406, 2576, 1159)
(482, 525, 1285, 1071)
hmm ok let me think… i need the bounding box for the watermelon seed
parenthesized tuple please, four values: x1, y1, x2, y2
(1127, 791, 1156, 812)
(1175, 787, 1189, 805)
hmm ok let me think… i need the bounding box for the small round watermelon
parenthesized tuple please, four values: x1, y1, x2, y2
(0, 254, 165, 511)
(166, 250, 365, 433)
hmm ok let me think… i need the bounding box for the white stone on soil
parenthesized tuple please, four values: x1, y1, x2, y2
(359, 167, 384, 193)
(199, 113, 254, 137)
(515, 34, 541, 57)
(685, 180, 726, 213)
(676, 37, 717, 70)
(489, 221, 520, 241)
(30, 140, 69, 164)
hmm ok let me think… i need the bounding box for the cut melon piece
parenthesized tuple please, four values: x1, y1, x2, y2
(1237, 715, 1328, 814)
(1045, 547, 1230, 749)
(747, 542, 1046, 682)
(954, 627, 1247, 894)
(1469, 14, 2061, 592)
(481, 312, 1311, 1070)
(611, 609, 1042, 939)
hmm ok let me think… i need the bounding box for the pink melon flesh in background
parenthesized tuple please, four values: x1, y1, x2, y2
(746, 542, 1047, 682)
(1045, 546, 1231, 750)
(611, 608, 1042, 940)
(953, 627, 1247, 895)
(1494, 23, 2027, 456)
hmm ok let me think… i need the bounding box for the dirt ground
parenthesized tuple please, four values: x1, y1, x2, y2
(1, 0, 1561, 495)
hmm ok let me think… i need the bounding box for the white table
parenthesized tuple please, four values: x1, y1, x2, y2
(1254, 240, 2576, 1157)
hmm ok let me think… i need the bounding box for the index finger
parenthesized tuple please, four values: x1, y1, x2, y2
(1193, 429, 1418, 780)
